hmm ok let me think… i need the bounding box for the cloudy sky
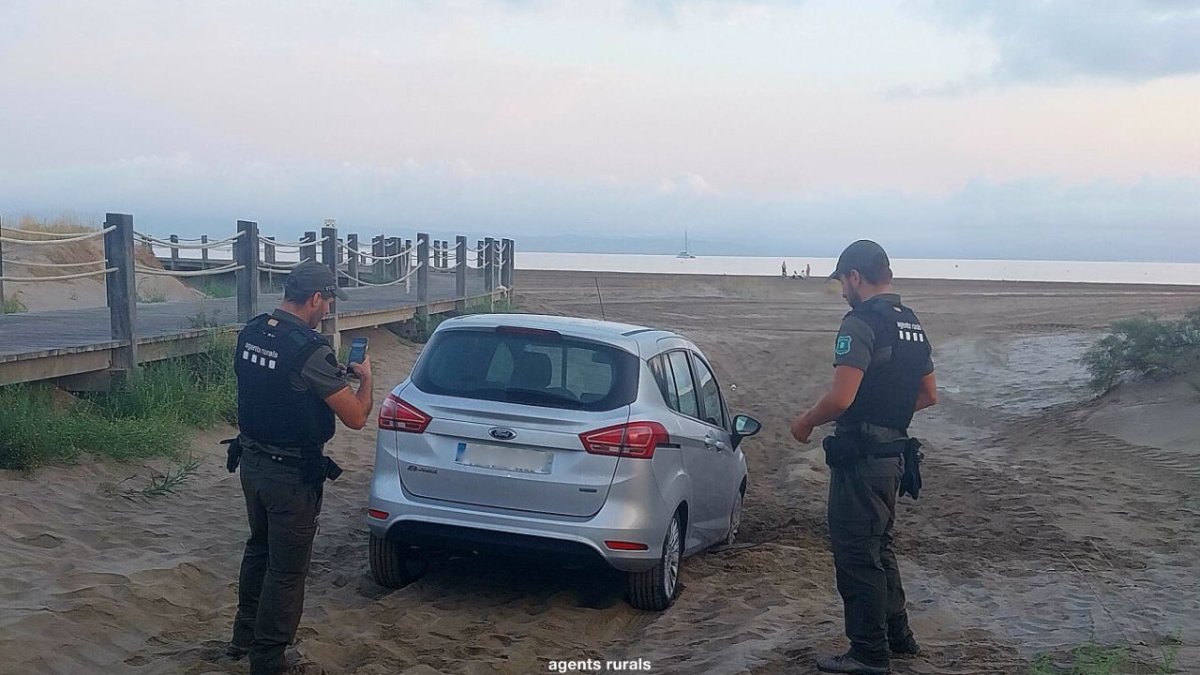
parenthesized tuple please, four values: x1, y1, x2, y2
(1, 0, 1197, 259)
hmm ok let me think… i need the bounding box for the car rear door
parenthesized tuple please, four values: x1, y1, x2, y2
(386, 327, 639, 518)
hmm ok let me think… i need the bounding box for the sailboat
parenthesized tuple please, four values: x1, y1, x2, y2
(676, 229, 696, 259)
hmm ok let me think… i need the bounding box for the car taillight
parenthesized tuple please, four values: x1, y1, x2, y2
(378, 394, 431, 433)
(579, 421, 668, 459)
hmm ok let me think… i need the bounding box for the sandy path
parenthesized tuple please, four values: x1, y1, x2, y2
(2, 273, 1199, 674)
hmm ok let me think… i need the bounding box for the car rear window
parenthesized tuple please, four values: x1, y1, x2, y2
(412, 328, 639, 411)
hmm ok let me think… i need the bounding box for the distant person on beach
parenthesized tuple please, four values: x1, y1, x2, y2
(782, 261, 788, 277)
(224, 261, 375, 675)
(806, 263, 812, 279)
(790, 240, 938, 674)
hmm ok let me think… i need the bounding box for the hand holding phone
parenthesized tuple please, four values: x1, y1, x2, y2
(347, 337, 369, 379)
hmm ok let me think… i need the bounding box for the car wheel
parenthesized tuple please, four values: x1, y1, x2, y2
(369, 532, 427, 588)
(626, 511, 683, 611)
(725, 488, 744, 547)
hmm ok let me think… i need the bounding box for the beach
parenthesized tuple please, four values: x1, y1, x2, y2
(2, 270, 1199, 674)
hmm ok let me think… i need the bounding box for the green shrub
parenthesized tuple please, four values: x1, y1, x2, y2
(1082, 309, 1200, 392)
(0, 338, 236, 470)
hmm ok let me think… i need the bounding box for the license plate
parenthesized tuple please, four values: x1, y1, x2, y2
(454, 442, 553, 475)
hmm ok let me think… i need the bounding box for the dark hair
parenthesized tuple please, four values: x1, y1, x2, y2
(283, 287, 326, 304)
(861, 266, 893, 285)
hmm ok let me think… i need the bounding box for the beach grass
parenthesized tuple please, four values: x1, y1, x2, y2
(1082, 309, 1200, 392)
(191, 278, 237, 298)
(4, 214, 97, 236)
(1031, 637, 1180, 675)
(2, 296, 26, 314)
(0, 337, 236, 471)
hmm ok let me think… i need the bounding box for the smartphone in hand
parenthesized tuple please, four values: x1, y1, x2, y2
(346, 337, 368, 377)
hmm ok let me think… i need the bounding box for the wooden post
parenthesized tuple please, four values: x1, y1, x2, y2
(385, 237, 399, 281)
(337, 238, 345, 265)
(320, 222, 340, 352)
(321, 225, 337, 275)
(484, 237, 495, 292)
(199, 234, 209, 267)
(403, 238, 413, 279)
(104, 213, 138, 379)
(346, 234, 360, 288)
(416, 233, 430, 324)
(236, 220, 260, 323)
(0, 217, 6, 310)
(321, 225, 339, 314)
(372, 235, 384, 279)
(264, 236, 276, 292)
(455, 235, 467, 312)
(169, 234, 180, 270)
(301, 231, 317, 261)
(477, 239, 484, 269)
(502, 238, 515, 290)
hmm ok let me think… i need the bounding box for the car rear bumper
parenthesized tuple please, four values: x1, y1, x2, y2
(368, 455, 670, 573)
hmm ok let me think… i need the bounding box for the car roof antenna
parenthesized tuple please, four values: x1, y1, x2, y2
(594, 277, 607, 321)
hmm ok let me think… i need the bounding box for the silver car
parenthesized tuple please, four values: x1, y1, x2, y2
(366, 313, 762, 610)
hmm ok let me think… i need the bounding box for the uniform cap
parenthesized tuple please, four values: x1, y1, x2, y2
(285, 260, 348, 300)
(830, 240, 890, 281)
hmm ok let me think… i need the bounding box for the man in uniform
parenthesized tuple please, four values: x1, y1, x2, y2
(790, 240, 938, 674)
(226, 260, 375, 675)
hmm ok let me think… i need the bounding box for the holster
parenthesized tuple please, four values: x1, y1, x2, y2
(822, 435, 860, 469)
(221, 437, 242, 473)
(301, 456, 343, 485)
(899, 437, 924, 500)
(823, 433, 906, 470)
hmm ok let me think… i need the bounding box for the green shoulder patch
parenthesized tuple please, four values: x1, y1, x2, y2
(835, 335, 852, 356)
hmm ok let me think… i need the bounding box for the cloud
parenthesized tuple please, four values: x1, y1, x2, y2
(920, 0, 1200, 86)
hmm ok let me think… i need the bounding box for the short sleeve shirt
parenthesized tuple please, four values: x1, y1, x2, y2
(272, 310, 350, 399)
(832, 294, 934, 376)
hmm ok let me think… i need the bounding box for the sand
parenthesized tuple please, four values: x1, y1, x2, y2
(2, 271, 1199, 674)
(0, 228, 199, 312)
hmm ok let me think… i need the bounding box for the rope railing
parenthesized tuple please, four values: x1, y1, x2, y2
(136, 233, 204, 242)
(137, 232, 243, 249)
(0, 226, 116, 245)
(260, 261, 303, 272)
(338, 262, 423, 288)
(133, 263, 243, 277)
(342, 244, 415, 263)
(0, 267, 118, 282)
(2, 259, 106, 268)
(259, 235, 330, 248)
(0, 227, 99, 239)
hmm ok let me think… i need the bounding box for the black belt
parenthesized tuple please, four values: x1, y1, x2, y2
(242, 442, 320, 468)
(862, 438, 907, 458)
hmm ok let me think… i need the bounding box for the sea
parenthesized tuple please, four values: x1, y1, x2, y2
(148, 243, 1200, 286)
(516, 252, 1200, 286)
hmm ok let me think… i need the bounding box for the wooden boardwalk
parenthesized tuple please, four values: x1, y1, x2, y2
(0, 271, 492, 386)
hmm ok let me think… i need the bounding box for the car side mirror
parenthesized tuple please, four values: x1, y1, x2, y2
(732, 414, 761, 448)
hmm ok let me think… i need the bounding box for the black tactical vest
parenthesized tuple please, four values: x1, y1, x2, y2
(838, 296, 931, 431)
(234, 313, 336, 452)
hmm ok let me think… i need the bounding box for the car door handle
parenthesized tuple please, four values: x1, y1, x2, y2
(705, 436, 727, 451)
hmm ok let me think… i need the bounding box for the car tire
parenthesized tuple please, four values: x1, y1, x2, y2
(725, 487, 744, 547)
(369, 532, 426, 588)
(626, 511, 683, 611)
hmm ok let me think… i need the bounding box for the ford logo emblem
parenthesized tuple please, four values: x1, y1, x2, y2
(489, 427, 517, 441)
